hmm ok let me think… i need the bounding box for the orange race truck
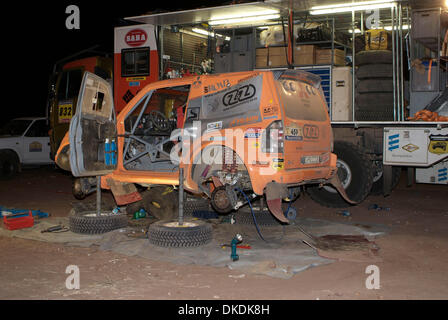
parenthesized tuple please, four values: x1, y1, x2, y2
(55, 68, 355, 241)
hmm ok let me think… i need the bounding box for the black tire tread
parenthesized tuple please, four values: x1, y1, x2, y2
(356, 64, 393, 79)
(69, 209, 128, 234)
(235, 207, 281, 226)
(307, 141, 375, 208)
(148, 220, 213, 247)
(356, 50, 393, 66)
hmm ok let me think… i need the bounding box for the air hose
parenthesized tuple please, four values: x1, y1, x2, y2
(236, 188, 293, 242)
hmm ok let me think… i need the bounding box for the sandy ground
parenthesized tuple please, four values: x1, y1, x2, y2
(0, 166, 447, 300)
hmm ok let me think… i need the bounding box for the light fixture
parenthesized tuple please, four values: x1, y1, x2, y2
(384, 24, 409, 30)
(348, 28, 362, 33)
(310, 0, 395, 15)
(209, 9, 280, 26)
(191, 28, 231, 41)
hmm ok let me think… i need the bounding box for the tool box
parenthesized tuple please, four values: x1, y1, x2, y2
(3, 211, 34, 230)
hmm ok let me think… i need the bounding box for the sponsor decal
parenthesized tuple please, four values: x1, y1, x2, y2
(262, 105, 279, 118)
(303, 124, 319, 139)
(272, 158, 284, 170)
(206, 121, 222, 132)
(125, 29, 147, 47)
(129, 81, 140, 87)
(244, 128, 262, 139)
(230, 115, 260, 128)
(58, 103, 73, 124)
(223, 84, 256, 107)
(126, 77, 146, 82)
(29, 142, 42, 152)
(285, 124, 303, 141)
(192, 76, 202, 88)
(204, 79, 230, 94)
(388, 133, 400, 151)
(402, 143, 419, 153)
(122, 90, 135, 103)
(438, 167, 447, 182)
(429, 135, 448, 155)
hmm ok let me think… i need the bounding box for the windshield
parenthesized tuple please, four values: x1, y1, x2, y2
(274, 70, 328, 122)
(0, 120, 32, 136)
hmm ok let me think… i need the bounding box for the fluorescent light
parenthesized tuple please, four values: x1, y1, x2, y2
(192, 28, 214, 37)
(348, 28, 362, 33)
(384, 25, 409, 30)
(209, 9, 280, 26)
(209, 14, 280, 26)
(191, 28, 231, 41)
(310, 0, 395, 15)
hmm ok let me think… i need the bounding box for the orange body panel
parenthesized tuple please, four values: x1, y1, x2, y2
(56, 70, 338, 196)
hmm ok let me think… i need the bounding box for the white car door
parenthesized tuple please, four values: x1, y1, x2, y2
(21, 119, 52, 164)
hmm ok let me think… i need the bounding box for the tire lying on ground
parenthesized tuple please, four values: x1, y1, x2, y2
(69, 209, 128, 234)
(0, 150, 20, 179)
(235, 206, 281, 226)
(183, 195, 210, 217)
(148, 219, 213, 247)
(306, 141, 375, 208)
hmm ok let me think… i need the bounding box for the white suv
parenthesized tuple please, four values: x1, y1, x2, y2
(0, 117, 53, 178)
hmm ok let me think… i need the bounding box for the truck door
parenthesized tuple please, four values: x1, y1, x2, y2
(274, 70, 332, 170)
(69, 72, 117, 177)
(22, 119, 52, 164)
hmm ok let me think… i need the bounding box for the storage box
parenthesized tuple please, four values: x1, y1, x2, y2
(316, 48, 346, 65)
(3, 211, 34, 230)
(267, 46, 288, 67)
(331, 66, 353, 121)
(365, 29, 391, 51)
(293, 45, 315, 65)
(255, 48, 268, 68)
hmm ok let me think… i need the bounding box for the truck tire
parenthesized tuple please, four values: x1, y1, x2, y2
(306, 141, 375, 208)
(370, 166, 402, 195)
(235, 206, 281, 226)
(356, 64, 393, 79)
(356, 79, 394, 93)
(355, 92, 394, 107)
(0, 151, 20, 179)
(356, 50, 393, 65)
(183, 195, 211, 217)
(69, 209, 128, 234)
(148, 219, 213, 247)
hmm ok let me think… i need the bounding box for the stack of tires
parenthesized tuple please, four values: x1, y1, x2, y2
(355, 50, 394, 121)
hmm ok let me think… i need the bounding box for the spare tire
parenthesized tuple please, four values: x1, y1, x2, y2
(355, 92, 394, 107)
(307, 141, 374, 208)
(356, 79, 393, 93)
(69, 209, 128, 234)
(356, 50, 393, 65)
(356, 64, 393, 79)
(148, 219, 213, 247)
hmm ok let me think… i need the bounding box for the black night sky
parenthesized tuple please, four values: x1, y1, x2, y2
(4, 0, 228, 126)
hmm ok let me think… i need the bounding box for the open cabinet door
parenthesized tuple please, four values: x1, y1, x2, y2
(69, 72, 117, 177)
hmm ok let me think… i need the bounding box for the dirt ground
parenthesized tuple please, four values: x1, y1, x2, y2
(0, 165, 447, 300)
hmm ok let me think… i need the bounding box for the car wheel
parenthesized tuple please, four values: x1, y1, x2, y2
(307, 141, 375, 208)
(69, 209, 128, 234)
(148, 219, 213, 247)
(0, 151, 20, 179)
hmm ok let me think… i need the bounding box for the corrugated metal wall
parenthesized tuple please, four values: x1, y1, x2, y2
(162, 29, 213, 73)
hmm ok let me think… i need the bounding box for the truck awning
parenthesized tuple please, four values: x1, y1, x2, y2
(124, 1, 285, 26)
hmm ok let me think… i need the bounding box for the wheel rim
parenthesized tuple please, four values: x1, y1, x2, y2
(372, 161, 383, 183)
(212, 189, 230, 211)
(323, 159, 352, 194)
(162, 221, 199, 228)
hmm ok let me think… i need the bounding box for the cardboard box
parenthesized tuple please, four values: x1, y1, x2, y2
(268, 54, 287, 67)
(316, 48, 346, 66)
(268, 46, 287, 56)
(255, 48, 268, 68)
(293, 45, 315, 65)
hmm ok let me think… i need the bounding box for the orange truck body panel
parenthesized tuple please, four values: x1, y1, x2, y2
(55, 70, 338, 196)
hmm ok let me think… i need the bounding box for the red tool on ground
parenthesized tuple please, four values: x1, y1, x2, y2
(3, 211, 34, 230)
